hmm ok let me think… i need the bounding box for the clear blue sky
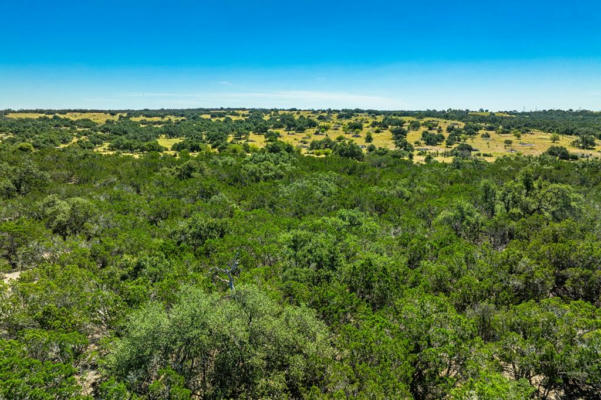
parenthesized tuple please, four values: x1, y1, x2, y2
(2, 0, 601, 110)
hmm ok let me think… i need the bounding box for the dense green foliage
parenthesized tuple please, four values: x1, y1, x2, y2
(2, 112, 601, 398)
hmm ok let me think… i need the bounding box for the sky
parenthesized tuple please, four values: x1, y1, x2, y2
(1, 0, 601, 110)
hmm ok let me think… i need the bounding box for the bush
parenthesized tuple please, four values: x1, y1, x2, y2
(108, 286, 334, 399)
(544, 145, 571, 160)
(16, 142, 34, 152)
(421, 131, 445, 146)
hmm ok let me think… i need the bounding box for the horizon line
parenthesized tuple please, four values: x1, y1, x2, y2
(2, 107, 600, 113)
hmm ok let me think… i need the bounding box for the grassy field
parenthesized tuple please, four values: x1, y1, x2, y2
(5, 110, 600, 161)
(469, 111, 513, 117)
(130, 115, 184, 123)
(265, 114, 600, 161)
(7, 112, 124, 123)
(157, 136, 183, 152)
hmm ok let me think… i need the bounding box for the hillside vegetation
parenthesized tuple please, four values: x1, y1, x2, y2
(1, 110, 601, 398)
(2, 109, 600, 162)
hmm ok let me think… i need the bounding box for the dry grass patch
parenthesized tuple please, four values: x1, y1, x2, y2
(157, 136, 183, 150)
(131, 116, 184, 122)
(6, 112, 124, 124)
